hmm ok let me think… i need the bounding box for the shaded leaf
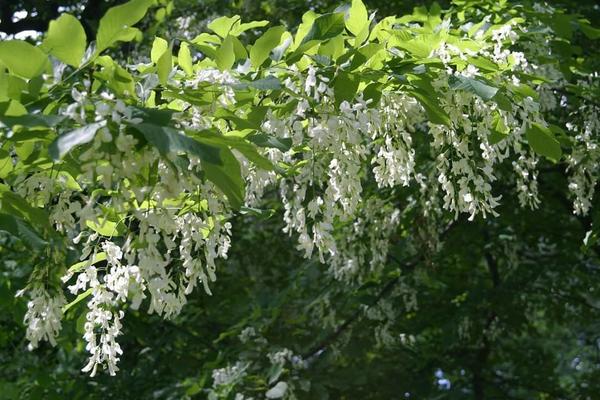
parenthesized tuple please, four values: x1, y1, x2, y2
(0, 213, 47, 249)
(302, 13, 346, 44)
(0, 114, 65, 129)
(449, 75, 498, 101)
(202, 146, 245, 209)
(526, 123, 562, 163)
(247, 133, 292, 152)
(132, 122, 221, 164)
(334, 71, 359, 106)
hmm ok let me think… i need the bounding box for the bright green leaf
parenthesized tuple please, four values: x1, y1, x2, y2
(62, 288, 92, 313)
(41, 14, 87, 67)
(250, 26, 286, 68)
(0, 41, 48, 79)
(96, 0, 151, 53)
(215, 35, 235, 70)
(302, 12, 346, 44)
(151, 37, 168, 63)
(86, 217, 126, 237)
(151, 37, 172, 84)
(346, 0, 369, 36)
(178, 42, 194, 76)
(230, 20, 269, 36)
(0, 149, 13, 179)
(207, 15, 241, 38)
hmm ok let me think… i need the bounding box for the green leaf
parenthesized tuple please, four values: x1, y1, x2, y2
(526, 123, 562, 163)
(0, 189, 53, 233)
(130, 106, 175, 125)
(86, 218, 126, 237)
(234, 76, 281, 91)
(489, 113, 509, 145)
(151, 37, 172, 85)
(449, 75, 498, 101)
(407, 75, 451, 126)
(215, 35, 235, 71)
(231, 36, 249, 61)
(579, 20, 600, 39)
(250, 26, 286, 68)
(302, 13, 346, 44)
(202, 146, 245, 210)
(62, 288, 92, 313)
(466, 56, 499, 73)
(363, 82, 384, 107)
(491, 91, 512, 112)
(334, 71, 359, 106)
(407, 88, 451, 126)
(0, 114, 65, 129)
(68, 252, 107, 273)
(395, 34, 442, 59)
(192, 131, 274, 171)
(319, 35, 345, 60)
(132, 123, 222, 165)
(552, 14, 573, 40)
(0, 149, 13, 179)
(178, 42, 194, 76)
(207, 15, 241, 38)
(151, 37, 168, 63)
(41, 14, 87, 67)
(96, 0, 151, 53)
(49, 121, 107, 160)
(246, 133, 292, 152)
(94, 56, 136, 96)
(510, 83, 539, 101)
(0, 41, 48, 79)
(230, 20, 270, 36)
(0, 213, 47, 249)
(346, 0, 369, 36)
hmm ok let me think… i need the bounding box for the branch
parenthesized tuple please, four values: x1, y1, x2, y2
(302, 221, 456, 364)
(301, 265, 409, 363)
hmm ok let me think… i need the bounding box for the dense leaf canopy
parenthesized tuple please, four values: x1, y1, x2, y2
(1, 0, 600, 399)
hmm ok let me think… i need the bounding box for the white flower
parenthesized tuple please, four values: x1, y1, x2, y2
(22, 287, 65, 350)
(266, 381, 288, 399)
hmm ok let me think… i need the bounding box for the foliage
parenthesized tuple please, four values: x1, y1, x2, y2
(0, 0, 600, 399)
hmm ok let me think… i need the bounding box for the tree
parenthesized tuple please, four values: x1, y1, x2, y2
(0, 0, 599, 398)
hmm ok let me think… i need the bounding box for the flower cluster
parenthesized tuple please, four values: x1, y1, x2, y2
(16, 91, 234, 375)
